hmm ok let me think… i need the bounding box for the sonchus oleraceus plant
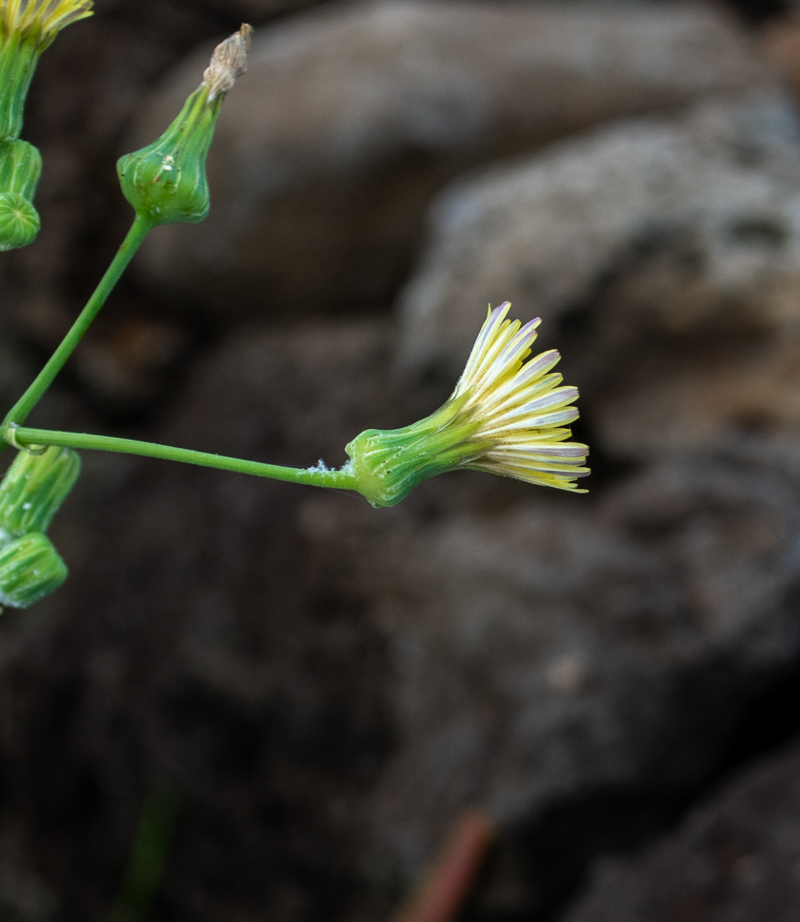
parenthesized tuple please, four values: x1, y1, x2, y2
(0, 0, 589, 610)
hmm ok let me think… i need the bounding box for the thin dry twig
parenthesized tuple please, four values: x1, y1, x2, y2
(391, 810, 496, 922)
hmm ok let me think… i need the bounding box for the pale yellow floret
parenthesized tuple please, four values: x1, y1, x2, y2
(344, 301, 588, 506)
(454, 302, 589, 492)
(0, 0, 93, 44)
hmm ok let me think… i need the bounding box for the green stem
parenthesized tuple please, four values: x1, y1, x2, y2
(5, 425, 360, 494)
(2, 213, 153, 436)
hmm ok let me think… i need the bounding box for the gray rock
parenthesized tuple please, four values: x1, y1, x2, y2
(0, 284, 97, 446)
(397, 91, 800, 461)
(200, 0, 319, 19)
(130, 0, 769, 317)
(0, 320, 406, 922)
(564, 740, 800, 922)
(0, 341, 29, 422)
(300, 436, 800, 894)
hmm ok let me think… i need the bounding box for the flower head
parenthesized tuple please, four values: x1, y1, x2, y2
(345, 302, 589, 507)
(117, 24, 252, 226)
(0, 0, 93, 50)
(0, 0, 93, 142)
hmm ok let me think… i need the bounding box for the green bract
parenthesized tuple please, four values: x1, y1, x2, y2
(0, 34, 38, 143)
(0, 445, 81, 536)
(0, 138, 41, 195)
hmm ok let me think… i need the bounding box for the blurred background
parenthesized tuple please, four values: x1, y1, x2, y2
(4, 0, 800, 920)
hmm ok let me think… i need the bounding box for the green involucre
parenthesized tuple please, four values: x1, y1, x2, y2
(0, 191, 40, 250)
(0, 531, 68, 609)
(0, 33, 39, 141)
(0, 139, 42, 249)
(344, 397, 490, 507)
(0, 446, 81, 537)
(117, 85, 224, 225)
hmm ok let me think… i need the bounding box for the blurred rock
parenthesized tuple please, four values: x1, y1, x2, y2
(301, 435, 800, 900)
(198, 0, 320, 21)
(398, 91, 800, 461)
(0, 320, 405, 922)
(0, 324, 31, 420)
(762, 16, 800, 99)
(0, 284, 99, 440)
(3, 303, 800, 919)
(73, 316, 190, 416)
(130, 0, 770, 318)
(0, 271, 189, 419)
(564, 740, 800, 922)
(0, 852, 56, 922)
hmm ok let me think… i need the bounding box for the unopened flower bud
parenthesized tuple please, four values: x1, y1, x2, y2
(0, 138, 41, 249)
(0, 446, 80, 538)
(0, 191, 39, 250)
(117, 24, 251, 226)
(0, 0, 93, 141)
(0, 531, 67, 609)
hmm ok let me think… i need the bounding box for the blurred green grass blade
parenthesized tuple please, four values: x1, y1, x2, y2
(110, 789, 179, 922)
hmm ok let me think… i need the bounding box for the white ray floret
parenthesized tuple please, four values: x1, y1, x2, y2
(454, 302, 589, 491)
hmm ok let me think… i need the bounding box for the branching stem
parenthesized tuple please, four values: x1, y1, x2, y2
(1, 213, 154, 452)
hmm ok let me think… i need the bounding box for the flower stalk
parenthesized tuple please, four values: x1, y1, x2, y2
(3, 305, 588, 510)
(5, 425, 358, 491)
